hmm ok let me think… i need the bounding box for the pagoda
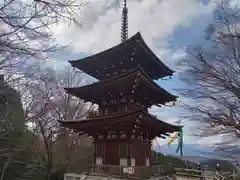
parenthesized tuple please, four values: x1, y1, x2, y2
(59, 0, 181, 172)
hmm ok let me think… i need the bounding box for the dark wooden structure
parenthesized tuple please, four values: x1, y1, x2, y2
(59, 31, 181, 168)
(69, 32, 174, 80)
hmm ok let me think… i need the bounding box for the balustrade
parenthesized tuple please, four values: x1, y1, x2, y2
(87, 164, 174, 179)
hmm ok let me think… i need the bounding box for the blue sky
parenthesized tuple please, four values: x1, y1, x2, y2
(47, 0, 240, 147)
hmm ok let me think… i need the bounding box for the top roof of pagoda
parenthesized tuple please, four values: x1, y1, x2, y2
(69, 32, 174, 80)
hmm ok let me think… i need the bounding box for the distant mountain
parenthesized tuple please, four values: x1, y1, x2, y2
(154, 144, 234, 171)
(157, 144, 239, 170)
(157, 144, 216, 159)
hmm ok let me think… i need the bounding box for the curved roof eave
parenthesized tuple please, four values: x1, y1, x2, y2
(135, 32, 174, 75)
(137, 67, 178, 100)
(58, 110, 182, 131)
(69, 32, 139, 65)
(64, 67, 177, 101)
(68, 32, 174, 76)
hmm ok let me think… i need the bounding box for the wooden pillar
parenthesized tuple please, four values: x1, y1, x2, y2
(145, 141, 151, 167)
(148, 141, 152, 166)
(103, 140, 106, 165)
(93, 139, 96, 164)
(119, 139, 128, 166)
(129, 139, 136, 167)
(94, 137, 104, 165)
(127, 141, 130, 166)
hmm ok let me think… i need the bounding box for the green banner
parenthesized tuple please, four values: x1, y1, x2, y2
(176, 128, 183, 156)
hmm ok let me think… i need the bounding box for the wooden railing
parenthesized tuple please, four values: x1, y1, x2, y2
(87, 164, 175, 179)
(64, 166, 236, 180)
(175, 168, 234, 180)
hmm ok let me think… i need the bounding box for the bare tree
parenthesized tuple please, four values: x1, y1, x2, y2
(0, 76, 44, 180)
(20, 67, 94, 180)
(0, 0, 84, 60)
(0, 0, 87, 93)
(177, 1, 240, 151)
(0, 1, 87, 178)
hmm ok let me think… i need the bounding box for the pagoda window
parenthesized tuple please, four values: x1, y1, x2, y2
(119, 143, 127, 157)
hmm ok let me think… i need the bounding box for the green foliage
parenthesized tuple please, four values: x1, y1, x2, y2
(0, 83, 43, 180)
(50, 167, 66, 180)
(0, 83, 25, 127)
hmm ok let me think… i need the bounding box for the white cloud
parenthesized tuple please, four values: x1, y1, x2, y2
(51, 0, 226, 145)
(229, 0, 240, 8)
(53, 0, 216, 59)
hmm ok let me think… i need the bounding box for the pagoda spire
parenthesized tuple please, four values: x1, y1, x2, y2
(121, 0, 128, 42)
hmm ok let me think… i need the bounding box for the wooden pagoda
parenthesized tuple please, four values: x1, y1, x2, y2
(59, 0, 181, 170)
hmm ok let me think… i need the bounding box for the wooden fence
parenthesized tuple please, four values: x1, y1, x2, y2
(175, 168, 235, 180)
(63, 167, 236, 180)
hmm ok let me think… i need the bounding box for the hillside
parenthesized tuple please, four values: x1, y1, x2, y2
(152, 151, 191, 168)
(158, 144, 215, 158)
(159, 144, 239, 161)
(155, 144, 237, 171)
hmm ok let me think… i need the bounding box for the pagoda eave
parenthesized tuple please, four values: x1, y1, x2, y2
(59, 110, 181, 139)
(69, 32, 174, 80)
(65, 68, 177, 106)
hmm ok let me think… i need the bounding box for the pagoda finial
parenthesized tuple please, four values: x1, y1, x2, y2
(121, 0, 128, 42)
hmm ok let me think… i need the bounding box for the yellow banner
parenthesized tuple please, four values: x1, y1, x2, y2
(167, 132, 178, 145)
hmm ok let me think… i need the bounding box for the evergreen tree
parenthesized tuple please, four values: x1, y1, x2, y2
(0, 80, 42, 180)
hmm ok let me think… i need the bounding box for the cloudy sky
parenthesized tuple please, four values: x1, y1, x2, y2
(46, 0, 240, 147)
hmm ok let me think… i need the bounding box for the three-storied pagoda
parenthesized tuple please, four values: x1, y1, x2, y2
(59, 0, 181, 168)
